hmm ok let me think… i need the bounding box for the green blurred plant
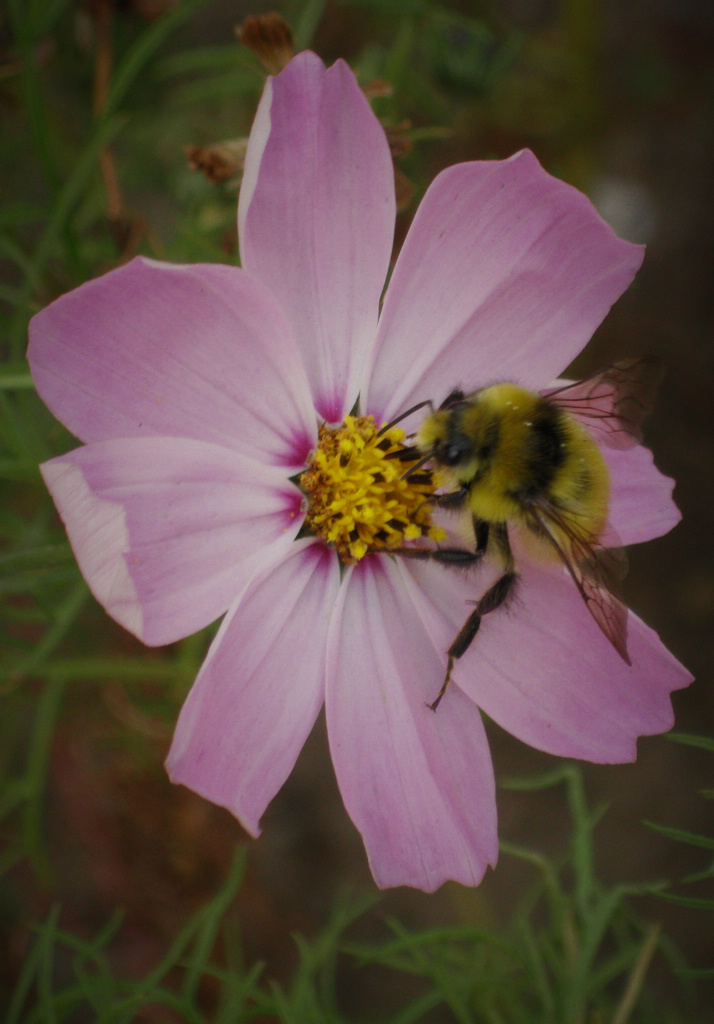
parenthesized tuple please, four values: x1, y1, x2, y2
(645, 734, 714, 984)
(6, 766, 698, 1024)
(343, 765, 688, 1024)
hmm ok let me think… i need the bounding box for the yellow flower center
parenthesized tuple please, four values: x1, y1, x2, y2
(299, 414, 446, 564)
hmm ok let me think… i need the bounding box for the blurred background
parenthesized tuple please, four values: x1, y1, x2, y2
(1, 0, 713, 1020)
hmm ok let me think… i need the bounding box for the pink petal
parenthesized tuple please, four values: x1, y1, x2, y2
(41, 437, 302, 645)
(28, 258, 317, 469)
(239, 52, 395, 423)
(365, 150, 644, 423)
(326, 558, 498, 891)
(400, 558, 692, 764)
(605, 443, 681, 545)
(166, 540, 340, 837)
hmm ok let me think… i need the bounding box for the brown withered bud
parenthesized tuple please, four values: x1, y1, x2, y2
(382, 121, 415, 212)
(185, 139, 248, 184)
(383, 120, 413, 161)
(394, 166, 415, 213)
(236, 13, 294, 74)
(361, 79, 393, 100)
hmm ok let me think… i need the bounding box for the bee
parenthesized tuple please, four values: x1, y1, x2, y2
(389, 357, 662, 711)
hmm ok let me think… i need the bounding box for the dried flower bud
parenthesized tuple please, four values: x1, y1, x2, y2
(362, 79, 393, 99)
(383, 120, 413, 160)
(185, 140, 248, 184)
(394, 166, 415, 212)
(236, 13, 294, 74)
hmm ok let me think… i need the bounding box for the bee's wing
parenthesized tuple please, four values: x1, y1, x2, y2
(543, 356, 662, 450)
(524, 502, 631, 664)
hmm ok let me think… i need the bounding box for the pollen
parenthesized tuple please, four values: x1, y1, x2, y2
(299, 414, 446, 564)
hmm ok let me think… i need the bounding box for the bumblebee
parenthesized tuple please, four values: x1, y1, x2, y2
(391, 358, 662, 710)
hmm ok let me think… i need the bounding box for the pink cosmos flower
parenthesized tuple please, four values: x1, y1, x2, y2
(28, 51, 692, 891)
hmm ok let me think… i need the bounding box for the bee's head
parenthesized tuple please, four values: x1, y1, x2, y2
(416, 402, 480, 476)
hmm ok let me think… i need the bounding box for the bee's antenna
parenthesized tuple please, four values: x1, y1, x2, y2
(376, 399, 433, 437)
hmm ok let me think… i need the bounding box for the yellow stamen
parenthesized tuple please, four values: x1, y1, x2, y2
(299, 415, 445, 565)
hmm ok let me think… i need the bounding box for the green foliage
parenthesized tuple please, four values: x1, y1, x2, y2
(641, 735, 714, 980)
(4, 766, 700, 1023)
(6, 849, 257, 1024)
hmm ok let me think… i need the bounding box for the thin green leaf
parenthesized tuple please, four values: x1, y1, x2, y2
(667, 732, 714, 752)
(655, 892, 714, 910)
(180, 846, 247, 1004)
(644, 820, 714, 851)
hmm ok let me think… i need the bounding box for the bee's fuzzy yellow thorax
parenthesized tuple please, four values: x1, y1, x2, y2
(416, 381, 612, 539)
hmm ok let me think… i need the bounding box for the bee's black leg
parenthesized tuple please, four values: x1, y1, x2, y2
(429, 568, 517, 711)
(396, 516, 490, 568)
(429, 485, 471, 511)
(397, 546, 484, 567)
(474, 517, 489, 553)
(428, 522, 515, 711)
(393, 520, 517, 709)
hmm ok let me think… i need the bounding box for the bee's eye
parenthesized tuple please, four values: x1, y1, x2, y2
(440, 433, 473, 466)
